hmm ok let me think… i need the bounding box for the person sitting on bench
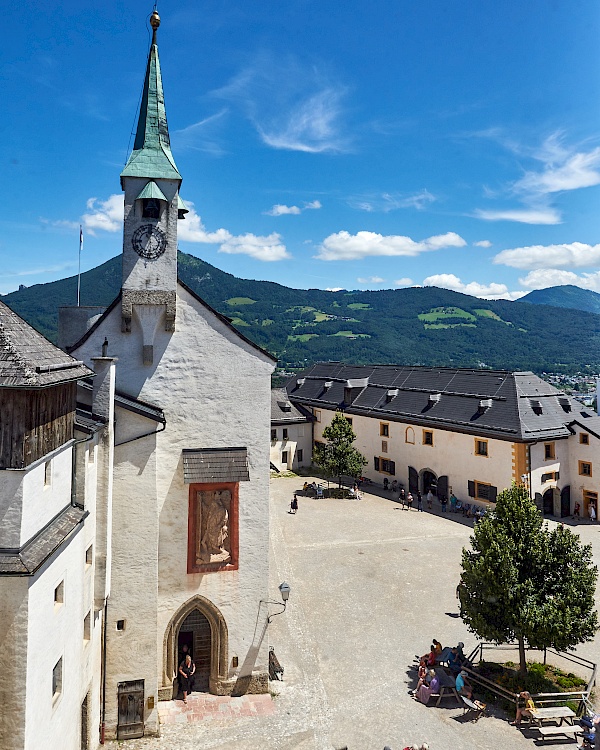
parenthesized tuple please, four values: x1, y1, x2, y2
(414, 670, 440, 704)
(511, 691, 536, 726)
(455, 670, 472, 699)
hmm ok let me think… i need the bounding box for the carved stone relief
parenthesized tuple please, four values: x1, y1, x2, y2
(196, 489, 232, 565)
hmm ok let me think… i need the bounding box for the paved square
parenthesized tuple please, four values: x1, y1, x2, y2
(107, 477, 600, 750)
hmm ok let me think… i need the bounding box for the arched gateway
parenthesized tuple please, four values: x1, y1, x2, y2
(161, 595, 229, 698)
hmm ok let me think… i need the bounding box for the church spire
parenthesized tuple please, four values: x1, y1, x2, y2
(121, 9, 181, 183)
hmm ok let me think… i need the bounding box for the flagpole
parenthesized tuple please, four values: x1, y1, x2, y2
(77, 225, 83, 306)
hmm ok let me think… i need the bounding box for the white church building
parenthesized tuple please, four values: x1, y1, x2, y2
(0, 10, 275, 748)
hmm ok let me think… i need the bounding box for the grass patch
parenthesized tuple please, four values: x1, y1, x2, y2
(226, 297, 256, 306)
(287, 333, 319, 342)
(474, 308, 502, 320)
(313, 311, 331, 322)
(347, 302, 371, 310)
(270, 470, 299, 478)
(418, 306, 476, 322)
(261, 319, 274, 326)
(329, 330, 371, 338)
(424, 323, 477, 329)
(286, 305, 316, 314)
(230, 317, 250, 327)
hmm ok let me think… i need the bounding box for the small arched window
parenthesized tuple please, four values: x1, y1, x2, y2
(405, 427, 415, 444)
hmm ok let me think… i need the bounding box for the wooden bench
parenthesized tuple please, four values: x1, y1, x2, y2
(538, 724, 580, 740)
(268, 647, 284, 681)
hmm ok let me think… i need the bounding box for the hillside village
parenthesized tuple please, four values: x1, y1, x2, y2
(1, 9, 599, 750)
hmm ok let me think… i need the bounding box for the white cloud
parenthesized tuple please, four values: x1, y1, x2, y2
(218, 233, 289, 262)
(264, 204, 302, 216)
(316, 231, 466, 261)
(348, 189, 435, 213)
(82, 194, 124, 234)
(394, 277, 414, 287)
(172, 110, 228, 156)
(264, 199, 322, 216)
(519, 268, 600, 293)
(472, 131, 600, 225)
(494, 242, 600, 270)
(326, 287, 344, 292)
(474, 208, 561, 225)
(422, 273, 526, 300)
(357, 276, 385, 284)
(78, 195, 290, 262)
(473, 240, 492, 248)
(213, 57, 349, 153)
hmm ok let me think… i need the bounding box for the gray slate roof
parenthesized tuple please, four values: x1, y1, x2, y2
(0, 301, 93, 387)
(287, 363, 593, 441)
(271, 388, 313, 425)
(0, 506, 87, 575)
(182, 448, 250, 483)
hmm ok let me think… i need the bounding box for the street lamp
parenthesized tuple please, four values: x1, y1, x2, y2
(278, 582, 291, 602)
(262, 582, 292, 623)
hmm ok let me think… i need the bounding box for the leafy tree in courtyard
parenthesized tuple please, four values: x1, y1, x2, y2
(313, 412, 367, 488)
(459, 484, 598, 676)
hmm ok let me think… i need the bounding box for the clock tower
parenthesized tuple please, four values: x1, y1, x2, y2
(120, 10, 187, 356)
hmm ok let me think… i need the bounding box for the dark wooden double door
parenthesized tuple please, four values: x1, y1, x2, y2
(178, 609, 212, 692)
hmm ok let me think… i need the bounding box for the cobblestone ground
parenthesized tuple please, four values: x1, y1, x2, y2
(106, 477, 600, 750)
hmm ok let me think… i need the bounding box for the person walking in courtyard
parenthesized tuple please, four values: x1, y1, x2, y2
(178, 653, 195, 704)
(573, 501, 580, 519)
(407, 492, 414, 510)
(590, 502, 597, 523)
(426, 489, 434, 509)
(399, 487, 405, 507)
(450, 492, 457, 513)
(290, 494, 298, 514)
(441, 494, 448, 513)
(417, 490, 423, 511)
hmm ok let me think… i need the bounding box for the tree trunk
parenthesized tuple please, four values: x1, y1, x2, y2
(518, 635, 527, 676)
(338, 475, 342, 489)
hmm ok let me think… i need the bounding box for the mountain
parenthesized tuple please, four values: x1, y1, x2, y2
(520, 285, 600, 315)
(3, 253, 600, 373)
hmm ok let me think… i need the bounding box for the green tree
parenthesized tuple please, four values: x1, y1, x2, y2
(459, 484, 598, 675)
(313, 412, 367, 488)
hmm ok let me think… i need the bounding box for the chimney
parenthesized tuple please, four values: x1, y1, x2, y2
(91, 343, 117, 422)
(478, 398, 493, 414)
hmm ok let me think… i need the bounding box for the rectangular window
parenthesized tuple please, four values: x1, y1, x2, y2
(298, 425, 305, 438)
(579, 461, 592, 477)
(580, 433, 590, 445)
(542, 471, 560, 483)
(380, 423, 389, 437)
(83, 612, 91, 642)
(380, 458, 395, 475)
(374, 456, 380, 471)
(85, 545, 93, 566)
(314, 409, 321, 422)
(381, 440, 388, 453)
(44, 460, 52, 487)
(475, 439, 488, 457)
(423, 430, 434, 446)
(468, 481, 497, 502)
(297, 449, 303, 463)
(52, 658, 63, 702)
(54, 580, 64, 608)
(544, 442, 555, 460)
(281, 451, 288, 464)
(271, 428, 277, 441)
(282, 428, 288, 440)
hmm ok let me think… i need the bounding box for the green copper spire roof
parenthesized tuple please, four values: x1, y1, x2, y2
(121, 11, 181, 182)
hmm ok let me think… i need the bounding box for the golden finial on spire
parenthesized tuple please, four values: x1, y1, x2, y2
(150, 9, 160, 29)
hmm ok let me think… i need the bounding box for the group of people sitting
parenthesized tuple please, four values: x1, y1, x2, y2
(410, 639, 475, 705)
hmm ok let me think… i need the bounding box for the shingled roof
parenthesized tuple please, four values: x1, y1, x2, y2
(0, 301, 93, 387)
(271, 388, 313, 425)
(287, 362, 591, 442)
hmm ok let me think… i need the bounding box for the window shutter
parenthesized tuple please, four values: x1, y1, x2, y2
(389, 460, 396, 476)
(468, 480, 475, 497)
(374, 456, 380, 471)
(488, 486, 497, 503)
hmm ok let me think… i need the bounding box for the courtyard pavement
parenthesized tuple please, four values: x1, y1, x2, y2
(107, 477, 600, 750)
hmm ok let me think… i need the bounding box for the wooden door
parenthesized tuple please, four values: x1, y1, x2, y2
(560, 486, 570, 518)
(408, 466, 418, 494)
(117, 680, 144, 740)
(437, 475, 449, 500)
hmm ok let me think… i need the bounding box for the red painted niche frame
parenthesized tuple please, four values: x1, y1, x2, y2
(187, 482, 239, 574)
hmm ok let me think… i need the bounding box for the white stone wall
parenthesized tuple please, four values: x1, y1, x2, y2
(23, 529, 100, 750)
(314, 408, 515, 501)
(270, 422, 312, 471)
(0, 577, 28, 749)
(73, 282, 274, 737)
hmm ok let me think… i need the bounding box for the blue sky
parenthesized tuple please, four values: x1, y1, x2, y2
(2, 1, 600, 299)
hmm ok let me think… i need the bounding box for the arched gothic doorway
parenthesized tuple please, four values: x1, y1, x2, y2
(162, 595, 229, 698)
(542, 487, 559, 516)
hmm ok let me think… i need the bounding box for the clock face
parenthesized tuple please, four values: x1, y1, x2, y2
(131, 224, 167, 260)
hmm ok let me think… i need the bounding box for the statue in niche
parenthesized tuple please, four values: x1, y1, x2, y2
(196, 489, 231, 565)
